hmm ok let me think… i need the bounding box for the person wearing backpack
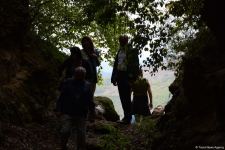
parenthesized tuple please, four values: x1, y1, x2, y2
(56, 66, 95, 150)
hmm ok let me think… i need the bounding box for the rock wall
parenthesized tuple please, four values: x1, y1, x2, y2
(0, 0, 65, 125)
(0, 0, 29, 48)
(153, 1, 225, 149)
(0, 36, 64, 124)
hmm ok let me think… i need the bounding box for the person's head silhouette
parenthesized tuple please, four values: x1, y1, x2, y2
(119, 35, 128, 47)
(70, 46, 81, 57)
(74, 66, 86, 80)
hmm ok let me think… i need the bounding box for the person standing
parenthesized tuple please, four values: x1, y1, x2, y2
(111, 35, 140, 124)
(81, 36, 100, 96)
(58, 46, 82, 79)
(131, 68, 153, 125)
(56, 66, 95, 150)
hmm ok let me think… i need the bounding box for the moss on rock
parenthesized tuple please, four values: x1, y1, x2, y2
(94, 96, 119, 122)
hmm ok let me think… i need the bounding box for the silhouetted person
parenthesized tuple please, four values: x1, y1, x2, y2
(111, 35, 140, 124)
(131, 68, 153, 124)
(56, 66, 95, 150)
(81, 36, 100, 96)
(58, 46, 82, 79)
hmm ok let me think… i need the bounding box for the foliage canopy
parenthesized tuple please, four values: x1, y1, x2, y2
(28, 0, 206, 73)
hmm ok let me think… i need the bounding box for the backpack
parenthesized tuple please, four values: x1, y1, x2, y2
(57, 79, 91, 117)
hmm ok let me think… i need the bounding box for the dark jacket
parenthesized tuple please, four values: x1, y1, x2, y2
(111, 44, 139, 83)
(58, 56, 82, 79)
(56, 78, 95, 118)
(81, 49, 100, 83)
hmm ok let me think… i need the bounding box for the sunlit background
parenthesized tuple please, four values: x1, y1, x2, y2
(95, 52, 175, 118)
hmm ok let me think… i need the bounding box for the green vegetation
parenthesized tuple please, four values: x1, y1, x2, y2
(92, 117, 161, 150)
(133, 117, 161, 149)
(98, 123, 131, 150)
(2, 0, 224, 149)
(1, 0, 213, 75)
(27, 0, 207, 74)
(94, 122, 117, 134)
